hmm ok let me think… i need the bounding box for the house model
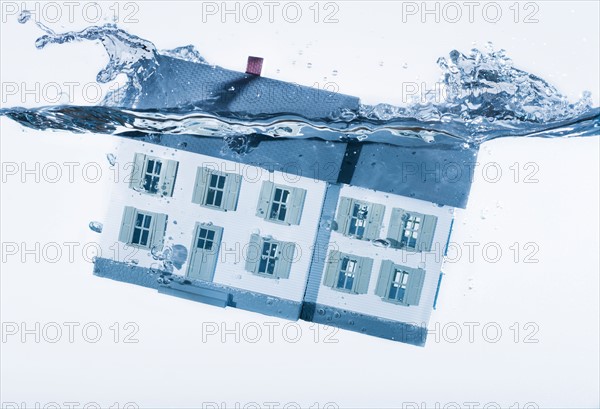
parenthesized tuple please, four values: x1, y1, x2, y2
(94, 56, 477, 346)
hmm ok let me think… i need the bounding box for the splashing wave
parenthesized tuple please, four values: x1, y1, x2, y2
(1, 20, 598, 148)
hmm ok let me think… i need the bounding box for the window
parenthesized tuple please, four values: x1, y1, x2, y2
(322, 250, 373, 294)
(206, 173, 226, 207)
(375, 260, 425, 306)
(130, 153, 178, 197)
(349, 202, 369, 237)
(196, 228, 215, 250)
(386, 208, 437, 252)
(334, 197, 385, 240)
(389, 269, 409, 303)
(256, 181, 306, 225)
(143, 159, 162, 194)
(336, 257, 357, 291)
(270, 187, 290, 222)
(187, 223, 223, 282)
(118, 206, 167, 250)
(132, 212, 153, 246)
(192, 167, 242, 211)
(245, 234, 295, 279)
(401, 214, 421, 249)
(258, 241, 278, 275)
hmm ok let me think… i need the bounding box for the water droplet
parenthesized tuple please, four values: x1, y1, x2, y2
(317, 308, 325, 315)
(348, 320, 354, 326)
(106, 153, 116, 166)
(402, 63, 408, 69)
(177, 141, 188, 149)
(228, 86, 235, 91)
(18, 10, 31, 24)
(88, 221, 103, 233)
(333, 311, 341, 319)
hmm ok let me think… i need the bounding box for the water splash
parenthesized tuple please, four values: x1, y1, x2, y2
(1, 21, 598, 149)
(88, 221, 103, 233)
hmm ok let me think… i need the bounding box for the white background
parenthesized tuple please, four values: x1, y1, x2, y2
(1, 1, 599, 408)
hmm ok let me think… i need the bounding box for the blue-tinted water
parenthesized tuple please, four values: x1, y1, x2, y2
(1, 20, 598, 153)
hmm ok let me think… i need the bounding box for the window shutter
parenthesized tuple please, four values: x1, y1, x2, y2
(118, 206, 137, 243)
(364, 203, 385, 240)
(386, 208, 405, 248)
(245, 234, 262, 273)
(354, 256, 373, 294)
(192, 167, 210, 205)
(223, 173, 242, 211)
(335, 197, 353, 234)
(417, 215, 438, 252)
(275, 241, 295, 279)
(375, 260, 395, 297)
(129, 153, 146, 189)
(405, 268, 426, 306)
(161, 160, 179, 197)
(256, 181, 274, 219)
(322, 250, 341, 287)
(285, 187, 307, 225)
(150, 212, 168, 250)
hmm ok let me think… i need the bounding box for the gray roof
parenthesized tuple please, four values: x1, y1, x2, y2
(135, 55, 360, 119)
(126, 133, 476, 208)
(129, 55, 477, 208)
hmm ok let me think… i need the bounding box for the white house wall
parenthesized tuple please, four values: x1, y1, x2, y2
(315, 184, 454, 324)
(100, 138, 327, 303)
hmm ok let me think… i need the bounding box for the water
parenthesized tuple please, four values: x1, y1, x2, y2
(1, 20, 598, 154)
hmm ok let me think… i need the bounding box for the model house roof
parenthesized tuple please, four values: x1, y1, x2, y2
(135, 55, 361, 119)
(128, 55, 477, 208)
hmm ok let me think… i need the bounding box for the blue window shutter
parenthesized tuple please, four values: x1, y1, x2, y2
(150, 212, 168, 251)
(335, 197, 353, 234)
(223, 173, 242, 211)
(245, 234, 262, 273)
(405, 268, 426, 306)
(322, 250, 341, 287)
(386, 208, 405, 248)
(118, 206, 136, 243)
(256, 181, 274, 219)
(275, 241, 295, 279)
(354, 256, 373, 294)
(375, 260, 395, 297)
(285, 187, 306, 225)
(417, 215, 438, 252)
(364, 203, 385, 240)
(192, 167, 210, 205)
(129, 153, 146, 189)
(161, 160, 179, 197)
